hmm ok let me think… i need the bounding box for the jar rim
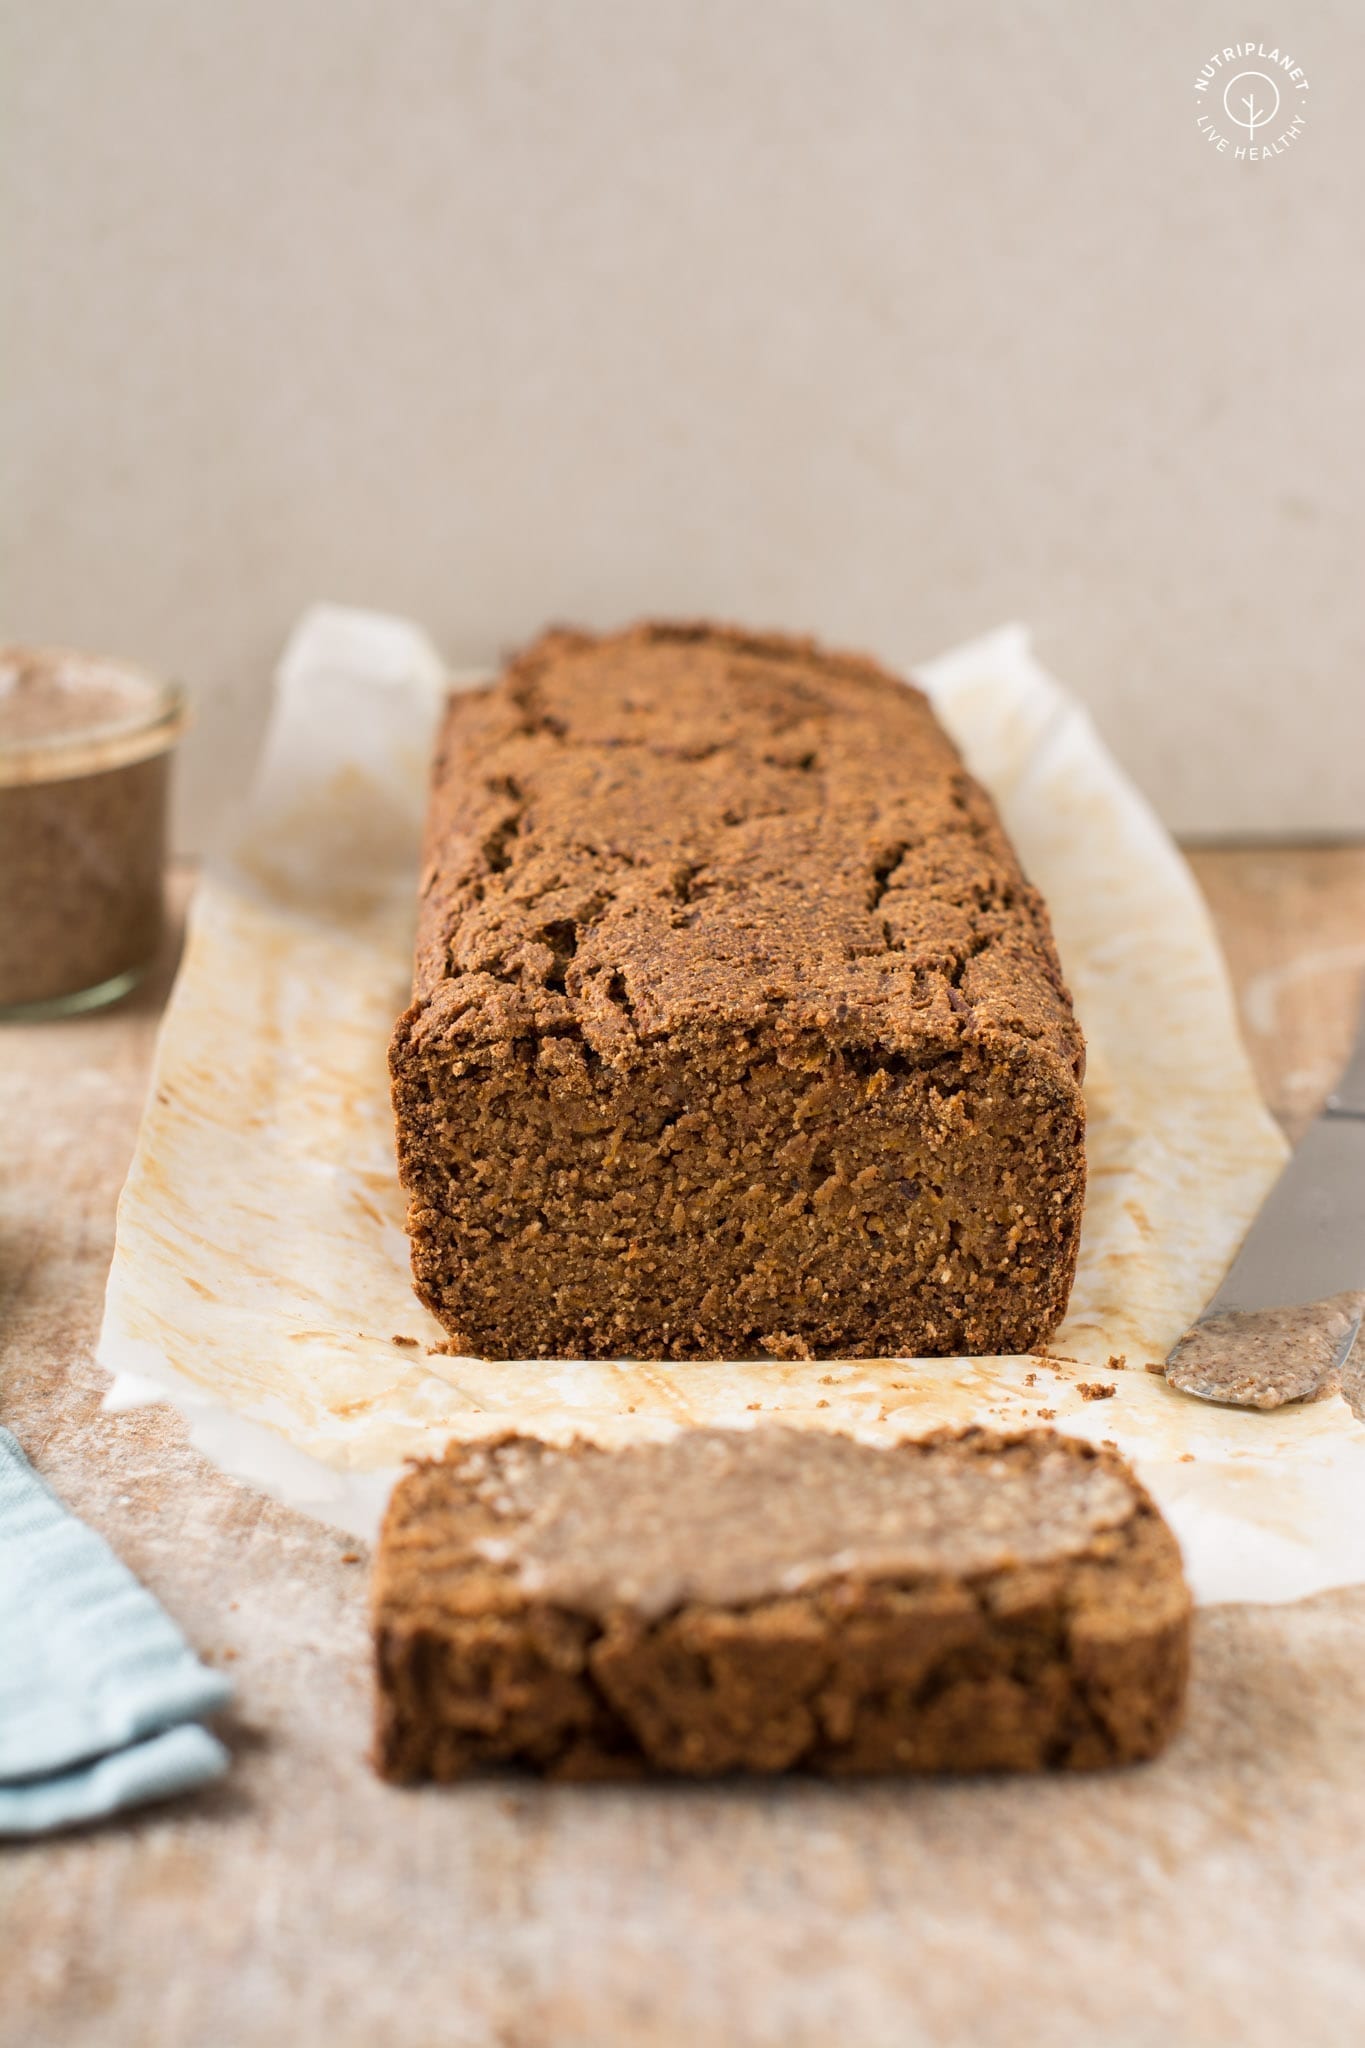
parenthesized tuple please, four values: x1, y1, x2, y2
(0, 647, 188, 787)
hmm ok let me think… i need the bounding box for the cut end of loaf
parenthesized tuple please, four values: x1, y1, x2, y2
(392, 1014, 1084, 1360)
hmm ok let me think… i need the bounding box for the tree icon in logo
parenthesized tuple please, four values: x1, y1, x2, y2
(1223, 70, 1281, 137)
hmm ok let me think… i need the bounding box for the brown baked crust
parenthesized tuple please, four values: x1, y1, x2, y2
(390, 621, 1086, 1360)
(371, 1428, 1190, 1781)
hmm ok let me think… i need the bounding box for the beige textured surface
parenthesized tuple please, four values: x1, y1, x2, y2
(3, 1, 1364, 845)
(2, 851, 1365, 2046)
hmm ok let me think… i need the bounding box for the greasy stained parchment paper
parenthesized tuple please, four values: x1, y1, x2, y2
(98, 608, 1365, 1603)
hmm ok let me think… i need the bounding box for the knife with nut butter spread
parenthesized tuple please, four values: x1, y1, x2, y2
(1166, 985, 1365, 1415)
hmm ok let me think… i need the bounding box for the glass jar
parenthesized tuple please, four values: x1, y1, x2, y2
(0, 646, 188, 1018)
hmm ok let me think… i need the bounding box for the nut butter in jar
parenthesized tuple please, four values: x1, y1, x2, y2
(0, 647, 187, 1018)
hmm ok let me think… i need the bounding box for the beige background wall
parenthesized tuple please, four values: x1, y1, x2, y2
(2, 0, 1362, 847)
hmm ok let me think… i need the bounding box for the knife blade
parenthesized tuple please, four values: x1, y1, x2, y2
(1166, 984, 1365, 1412)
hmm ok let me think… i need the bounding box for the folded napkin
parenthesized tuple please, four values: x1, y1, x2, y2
(0, 1427, 231, 1835)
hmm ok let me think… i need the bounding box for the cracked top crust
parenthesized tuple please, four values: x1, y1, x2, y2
(406, 621, 1084, 1079)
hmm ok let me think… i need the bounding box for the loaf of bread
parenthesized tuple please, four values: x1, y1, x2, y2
(390, 622, 1086, 1361)
(371, 1427, 1189, 1780)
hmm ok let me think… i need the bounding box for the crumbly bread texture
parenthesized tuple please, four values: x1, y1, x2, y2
(390, 622, 1086, 1361)
(371, 1427, 1190, 1781)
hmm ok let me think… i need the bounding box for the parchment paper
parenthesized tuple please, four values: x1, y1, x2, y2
(99, 608, 1365, 1603)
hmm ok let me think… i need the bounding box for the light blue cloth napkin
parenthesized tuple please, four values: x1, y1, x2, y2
(0, 1426, 231, 1835)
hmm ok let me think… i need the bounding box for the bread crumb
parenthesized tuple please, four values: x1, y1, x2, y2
(761, 1331, 813, 1361)
(1024, 1372, 1037, 1387)
(1077, 1382, 1117, 1401)
(1036, 1406, 1057, 1420)
(1144, 1360, 1167, 1375)
(340, 1550, 361, 1564)
(1106, 1354, 1127, 1372)
(819, 1374, 836, 1386)
(1178, 1452, 1195, 1464)
(746, 1402, 761, 1411)
(816, 1398, 830, 1409)
(391, 1333, 420, 1348)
